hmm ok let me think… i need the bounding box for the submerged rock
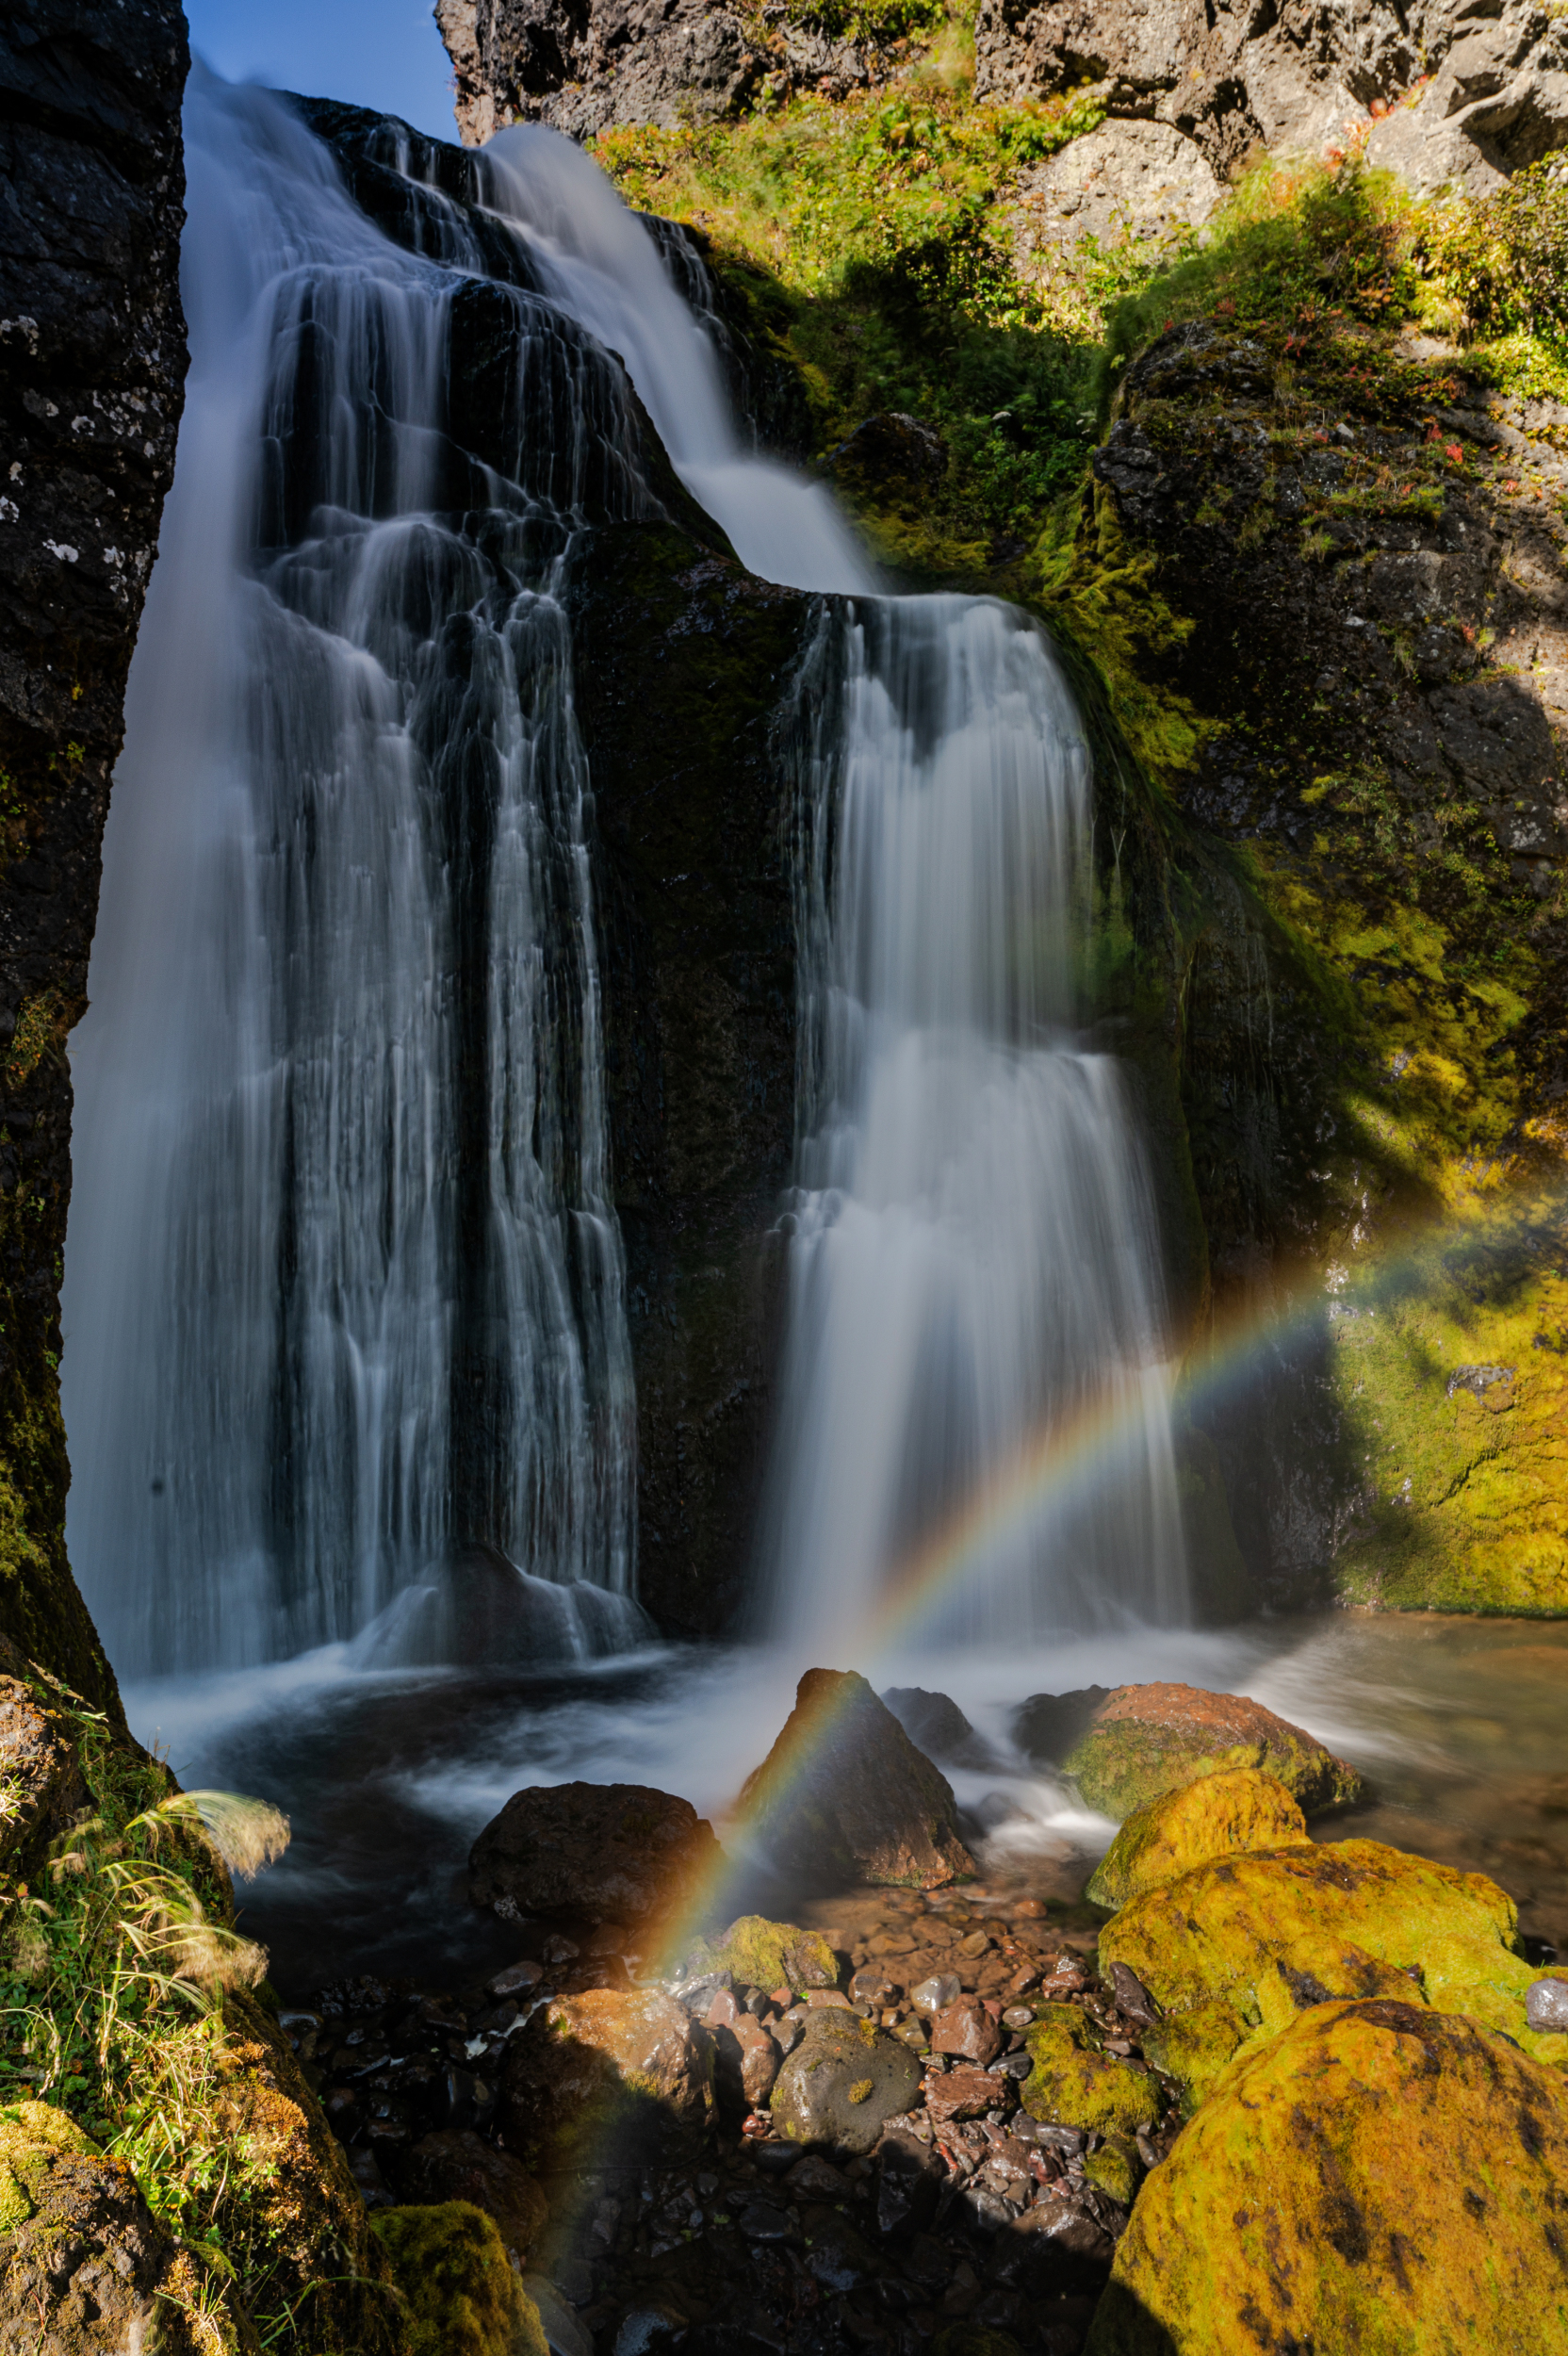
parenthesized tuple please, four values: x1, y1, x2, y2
(1054, 1682, 1363, 1818)
(469, 1781, 725, 1928)
(1086, 1765, 1312, 1909)
(880, 1687, 998, 1771)
(1101, 1836, 1559, 2076)
(1086, 2000, 1568, 2354)
(500, 1988, 715, 2171)
(737, 1669, 976, 1890)
(769, 2008, 922, 2154)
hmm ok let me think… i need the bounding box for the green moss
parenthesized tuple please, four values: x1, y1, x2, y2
(1021, 2004, 1161, 2135)
(695, 1915, 839, 1992)
(1100, 1839, 1566, 2070)
(1138, 1997, 1252, 2118)
(0, 2099, 95, 2228)
(1086, 1768, 1310, 1911)
(1082, 2133, 1142, 2205)
(1087, 2001, 1568, 2356)
(1066, 1714, 1361, 1822)
(372, 2203, 546, 2356)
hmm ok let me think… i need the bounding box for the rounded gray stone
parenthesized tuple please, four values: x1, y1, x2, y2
(1527, 1976, 1568, 2032)
(768, 2011, 923, 2155)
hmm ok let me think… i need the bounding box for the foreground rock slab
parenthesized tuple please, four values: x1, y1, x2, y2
(1086, 1999, 1568, 2355)
(469, 1781, 725, 1928)
(1021, 1680, 1363, 1817)
(737, 1668, 976, 1890)
(1086, 1765, 1311, 1910)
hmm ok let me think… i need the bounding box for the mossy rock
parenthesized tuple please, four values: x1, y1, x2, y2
(1086, 1766, 1310, 1910)
(1064, 1683, 1363, 1820)
(1100, 1838, 1563, 2067)
(372, 2201, 547, 2356)
(1021, 2004, 1161, 2137)
(1086, 1999, 1568, 2355)
(1138, 1996, 1252, 2118)
(0, 2099, 96, 2230)
(1082, 2132, 1142, 2206)
(691, 1914, 838, 1992)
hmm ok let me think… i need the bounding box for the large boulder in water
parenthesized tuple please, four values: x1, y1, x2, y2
(1086, 1766, 1312, 1910)
(469, 1781, 725, 1928)
(1020, 1680, 1363, 1817)
(1086, 1999, 1568, 2355)
(737, 1669, 976, 1890)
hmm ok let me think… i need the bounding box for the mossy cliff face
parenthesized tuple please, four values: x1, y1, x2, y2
(0, 0, 188, 1709)
(1045, 284, 1568, 1615)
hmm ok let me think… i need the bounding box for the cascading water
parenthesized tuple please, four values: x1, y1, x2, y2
(63, 75, 656, 1675)
(760, 601, 1188, 1647)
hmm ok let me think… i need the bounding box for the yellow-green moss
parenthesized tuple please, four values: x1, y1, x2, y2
(1086, 1999, 1568, 2356)
(1066, 1712, 1361, 1822)
(0, 2099, 96, 2229)
(1021, 2004, 1161, 2135)
(372, 2202, 546, 2356)
(1086, 1768, 1310, 1910)
(1082, 2133, 1141, 2206)
(1101, 1839, 1566, 2069)
(694, 1914, 839, 1992)
(1138, 1996, 1252, 2118)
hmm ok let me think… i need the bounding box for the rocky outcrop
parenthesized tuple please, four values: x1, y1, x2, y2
(1043, 1681, 1363, 1817)
(975, 0, 1568, 189)
(0, 0, 187, 1709)
(1087, 1999, 1568, 2356)
(468, 1779, 726, 1928)
(737, 1668, 978, 1890)
(435, 0, 918, 146)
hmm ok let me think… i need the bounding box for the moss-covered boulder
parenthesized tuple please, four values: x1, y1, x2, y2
(1100, 1838, 1563, 2070)
(1086, 1765, 1311, 1909)
(1086, 1999, 1568, 2355)
(1064, 1682, 1363, 1819)
(0, 2102, 195, 2352)
(1021, 2004, 1161, 2137)
(373, 2201, 547, 2356)
(686, 1914, 839, 1993)
(1138, 1996, 1252, 2118)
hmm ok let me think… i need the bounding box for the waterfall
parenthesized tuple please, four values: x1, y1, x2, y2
(62, 75, 650, 1675)
(760, 601, 1188, 1645)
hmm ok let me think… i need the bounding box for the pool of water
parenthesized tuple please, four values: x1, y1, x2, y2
(126, 1611, 1568, 1993)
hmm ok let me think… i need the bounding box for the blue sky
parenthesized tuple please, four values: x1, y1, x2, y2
(186, 0, 458, 140)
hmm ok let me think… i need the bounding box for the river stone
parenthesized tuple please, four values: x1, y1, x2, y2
(499, 1989, 714, 2171)
(713, 2012, 781, 2113)
(1086, 1767, 1311, 1910)
(469, 1781, 725, 1927)
(931, 1997, 1003, 2065)
(769, 2009, 922, 2154)
(1021, 2006, 1160, 2138)
(1527, 1976, 1568, 2031)
(1086, 1999, 1568, 2355)
(1055, 1682, 1363, 1818)
(738, 1669, 976, 1890)
(394, 2129, 547, 2263)
(1100, 1837, 1552, 2063)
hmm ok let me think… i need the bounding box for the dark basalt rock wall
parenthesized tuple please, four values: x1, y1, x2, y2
(0, 0, 188, 1706)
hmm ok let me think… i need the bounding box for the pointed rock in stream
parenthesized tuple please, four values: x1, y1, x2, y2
(737, 1669, 976, 1890)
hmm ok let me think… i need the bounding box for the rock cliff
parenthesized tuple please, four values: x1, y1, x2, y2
(0, 0, 188, 1705)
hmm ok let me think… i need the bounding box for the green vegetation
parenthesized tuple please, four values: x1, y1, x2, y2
(0, 1674, 398, 2350)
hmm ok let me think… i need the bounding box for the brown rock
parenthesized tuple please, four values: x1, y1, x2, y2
(1028, 1682, 1363, 1820)
(0, 1675, 89, 1864)
(736, 1670, 976, 1891)
(500, 1988, 714, 2171)
(931, 1999, 1003, 2067)
(714, 2013, 781, 2114)
(468, 1781, 725, 1927)
(393, 2129, 547, 2263)
(926, 2068, 1002, 2126)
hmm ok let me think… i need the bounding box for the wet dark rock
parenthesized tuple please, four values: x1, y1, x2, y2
(0, 0, 187, 1712)
(913, 1973, 963, 2015)
(739, 1669, 976, 1890)
(1107, 1964, 1159, 2026)
(501, 1988, 715, 2172)
(395, 2127, 547, 2260)
(770, 2009, 923, 2155)
(1013, 1690, 1113, 1768)
(802, 2208, 879, 2291)
(736, 2197, 794, 2242)
(880, 1688, 998, 1772)
(875, 2131, 944, 2240)
(469, 1780, 725, 1927)
(712, 2012, 782, 2116)
(926, 2068, 1007, 2128)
